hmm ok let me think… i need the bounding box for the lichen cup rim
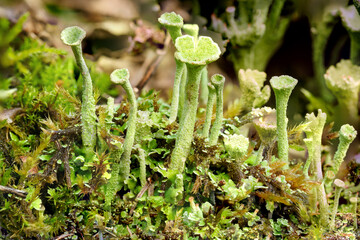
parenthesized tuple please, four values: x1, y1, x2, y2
(211, 74, 225, 86)
(158, 12, 184, 27)
(110, 68, 130, 85)
(174, 35, 221, 66)
(340, 124, 357, 141)
(270, 75, 298, 91)
(60, 26, 86, 46)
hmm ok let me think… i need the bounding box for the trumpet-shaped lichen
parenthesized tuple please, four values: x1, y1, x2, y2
(270, 75, 297, 166)
(61, 26, 96, 158)
(209, 74, 225, 146)
(238, 69, 270, 112)
(332, 124, 357, 176)
(170, 34, 220, 181)
(324, 60, 360, 125)
(110, 69, 137, 184)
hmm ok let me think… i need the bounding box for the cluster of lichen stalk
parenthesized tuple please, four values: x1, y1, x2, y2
(61, 12, 358, 227)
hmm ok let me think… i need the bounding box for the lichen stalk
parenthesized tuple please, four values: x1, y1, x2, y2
(170, 64, 205, 172)
(104, 147, 123, 210)
(330, 179, 345, 231)
(202, 83, 215, 138)
(168, 58, 185, 123)
(61, 26, 96, 157)
(138, 148, 147, 187)
(350, 195, 359, 229)
(304, 109, 328, 226)
(269, 75, 297, 166)
(200, 67, 209, 105)
(105, 97, 115, 134)
(209, 74, 225, 146)
(169, 34, 220, 203)
(332, 124, 357, 176)
(158, 12, 184, 123)
(178, 66, 187, 121)
(110, 69, 138, 184)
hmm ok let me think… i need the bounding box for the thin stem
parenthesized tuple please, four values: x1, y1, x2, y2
(169, 59, 185, 123)
(333, 124, 357, 176)
(202, 83, 216, 138)
(330, 180, 345, 230)
(200, 67, 209, 105)
(256, 143, 265, 164)
(311, 16, 337, 100)
(178, 67, 187, 121)
(209, 74, 225, 146)
(71, 44, 96, 157)
(318, 182, 329, 226)
(350, 33, 360, 65)
(170, 64, 204, 172)
(138, 148, 147, 187)
(104, 148, 123, 210)
(118, 80, 137, 184)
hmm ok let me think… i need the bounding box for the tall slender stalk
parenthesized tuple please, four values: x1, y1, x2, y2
(269, 75, 297, 167)
(61, 26, 96, 158)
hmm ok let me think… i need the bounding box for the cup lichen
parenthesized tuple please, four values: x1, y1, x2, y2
(170, 35, 220, 189)
(61, 26, 96, 158)
(209, 74, 225, 146)
(110, 68, 137, 184)
(269, 75, 298, 166)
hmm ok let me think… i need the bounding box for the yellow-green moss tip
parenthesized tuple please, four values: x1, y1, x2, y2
(61, 26, 86, 46)
(175, 35, 221, 65)
(110, 68, 130, 85)
(158, 12, 183, 27)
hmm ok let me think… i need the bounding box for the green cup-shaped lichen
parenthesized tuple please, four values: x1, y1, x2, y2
(158, 12, 184, 123)
(209, 74, 225, 145)
(270, 75, 298, 166)
(158, 12, 183, 43)
(61, 26, 96, 158)
(61, 26, 86, 46)
(324, 60, 360, 125)
(110, 69, 138, 184)
(175, 35, 221, 65)
(170, 35, 220, 174)
(253, 109, 277, 145)
(253, 109, 276, 163)
(333, 124, 357, 176)
(238, 69, 270, 112)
